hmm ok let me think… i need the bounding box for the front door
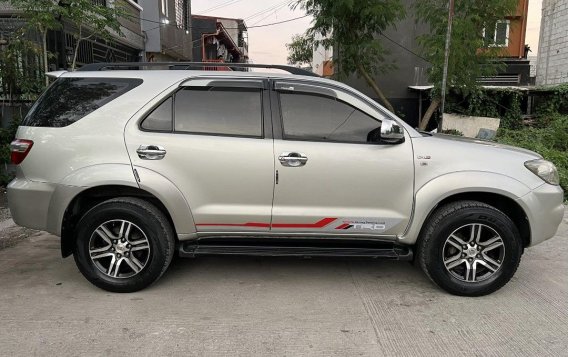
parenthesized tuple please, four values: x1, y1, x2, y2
(125, 78, 275, 232)
(270, 80, 414, 236)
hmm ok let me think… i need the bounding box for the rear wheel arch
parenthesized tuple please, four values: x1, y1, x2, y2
(61, 185, 178, 257)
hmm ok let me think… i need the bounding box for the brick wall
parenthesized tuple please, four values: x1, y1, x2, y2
(537, 0, 568, 85)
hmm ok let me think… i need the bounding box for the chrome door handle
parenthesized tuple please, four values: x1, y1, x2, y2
(137, 145, 166, 160)
(278, 152, 308, 167)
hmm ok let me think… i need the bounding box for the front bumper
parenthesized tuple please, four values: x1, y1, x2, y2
(517, 183, 565, 246)
(7, 177, 55, 232)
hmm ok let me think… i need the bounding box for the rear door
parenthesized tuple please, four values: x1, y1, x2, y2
(269, 80, 414, 236)
(125, 77, 275, 232)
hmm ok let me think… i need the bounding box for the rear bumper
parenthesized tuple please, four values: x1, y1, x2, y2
(7, 177, 55, 232)
(517, 183, 565, 246)
(8, 177, 84, 236)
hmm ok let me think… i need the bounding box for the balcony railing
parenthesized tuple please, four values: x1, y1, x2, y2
(202, 59, 232, 71)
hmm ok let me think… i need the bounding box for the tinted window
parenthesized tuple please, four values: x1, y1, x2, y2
(141, 97, 173, 131)
(174, 87, 262, 137)
(23, 77, 142, 127)
(279, 92, 381, 143)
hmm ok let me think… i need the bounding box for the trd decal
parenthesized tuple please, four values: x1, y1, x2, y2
(335, 220, 387, 231)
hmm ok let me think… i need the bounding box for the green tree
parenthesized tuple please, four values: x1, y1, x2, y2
(62, 0, 126, 70)
(9, 0, 63, 86)
(293, 0, 406, 113)
(415, 0, 518, 130)
(286, 34, 314, 67)
(0, 31, 45, 104)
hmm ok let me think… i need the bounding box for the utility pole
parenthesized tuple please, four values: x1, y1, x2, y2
(439, 0, 455, 129)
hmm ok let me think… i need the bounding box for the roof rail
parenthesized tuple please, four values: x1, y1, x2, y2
(77, 62, 320, 77)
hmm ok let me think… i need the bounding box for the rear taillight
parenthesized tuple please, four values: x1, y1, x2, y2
(10, 139, 34, 165)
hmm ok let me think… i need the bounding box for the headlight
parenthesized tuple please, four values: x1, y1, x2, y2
(524, 159, 560, 185)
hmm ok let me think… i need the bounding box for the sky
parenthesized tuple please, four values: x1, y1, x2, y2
(526, 0, 542, 56)
(191, 0, 544, 65)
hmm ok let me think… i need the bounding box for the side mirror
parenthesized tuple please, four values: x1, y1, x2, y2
(380, 120, 405, 144)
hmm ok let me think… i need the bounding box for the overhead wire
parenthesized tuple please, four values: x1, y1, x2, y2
(196, 0, 245, 15)
(132, 13, 308, 30)
(244, 0, 293, 21)
(250, 1, 294, 26)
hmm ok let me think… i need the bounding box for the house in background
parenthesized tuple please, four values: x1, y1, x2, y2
(139, 0, 193, 62)
(0, 0, 145, 127)
(479, 0, 531, 86)
(312, 33, 333, 77)
(0, 0, 144, 70)
(317, 0, 532, 127)
(191, 15, 249, 69)
(536, 0, 568, 85)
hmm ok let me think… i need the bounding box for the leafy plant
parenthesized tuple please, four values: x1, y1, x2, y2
(62, 0, 127, 70)
(293, 0, 406, 113)
(445, 88, 523, 129)
(496, 115, 568, 200)
(0, 116, 21, 186)
(286, 34, 314, 67)
(9, 0, 63, 85)
(440, 129, 463, 136)
(532, 84, 568, 126)
(0, 30, 45, 104)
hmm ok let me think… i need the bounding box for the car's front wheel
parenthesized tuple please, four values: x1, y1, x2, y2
(418, 200, 523, 296)
(73, 197, 175, 292)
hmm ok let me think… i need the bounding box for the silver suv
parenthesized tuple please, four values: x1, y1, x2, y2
(8, 63, 564, 296)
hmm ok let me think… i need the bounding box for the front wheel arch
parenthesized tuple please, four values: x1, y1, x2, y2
(417, 200, 523, 296)
(413, 192, 531, 251)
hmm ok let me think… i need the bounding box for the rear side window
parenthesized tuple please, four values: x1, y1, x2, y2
(141, 97, 173, 131)
(23, 77, 142, 127)
(174, 87, 263, 137)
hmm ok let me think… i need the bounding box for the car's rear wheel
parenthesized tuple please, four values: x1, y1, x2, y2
(73, 197, 175, 292)
(418, 200, 522, 296)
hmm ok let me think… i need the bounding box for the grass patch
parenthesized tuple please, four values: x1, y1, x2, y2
(496, 114, 568, 200)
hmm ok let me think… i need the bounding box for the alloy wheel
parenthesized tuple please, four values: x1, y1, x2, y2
(88, 220, 151, 278)
(442, 223, 505, 282)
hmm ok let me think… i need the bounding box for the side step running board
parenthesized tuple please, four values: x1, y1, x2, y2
(179, 242, 413, 261)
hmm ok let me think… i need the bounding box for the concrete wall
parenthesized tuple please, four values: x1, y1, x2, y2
(313, 33, 333, 76)
(441, 114, 501, 138)
(140, 0, 162, 53)
(140, 0, 192, 60)
(537, 0, 568, 85)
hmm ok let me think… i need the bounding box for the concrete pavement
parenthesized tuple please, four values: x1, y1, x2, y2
(0, 209, 566, 356)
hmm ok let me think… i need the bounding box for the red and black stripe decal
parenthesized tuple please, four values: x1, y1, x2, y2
(196, 217, 337, 229)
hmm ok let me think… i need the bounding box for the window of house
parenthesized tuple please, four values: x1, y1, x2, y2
(174, 87, 263, 137)
(141, 97, 173, 131)
(483, 20, 510, 47)
(279, 92, 382, 144)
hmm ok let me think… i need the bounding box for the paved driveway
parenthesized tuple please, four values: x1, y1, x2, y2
(0, 208, 566, 356)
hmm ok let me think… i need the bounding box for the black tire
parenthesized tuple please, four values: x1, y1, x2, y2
(73, 197, 175, 293)
(417, 200, 522, 296)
